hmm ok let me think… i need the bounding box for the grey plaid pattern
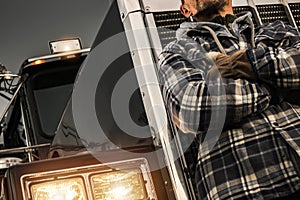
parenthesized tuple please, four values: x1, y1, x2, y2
(158, 12, 300, 199)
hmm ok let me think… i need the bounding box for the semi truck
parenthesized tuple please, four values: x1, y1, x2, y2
(0, 0, 299, 199)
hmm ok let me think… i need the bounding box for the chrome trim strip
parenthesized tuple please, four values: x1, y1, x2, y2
(141, 0, 181, 13)
(117, 4, 190, 199)
(117, 0, 143, 22)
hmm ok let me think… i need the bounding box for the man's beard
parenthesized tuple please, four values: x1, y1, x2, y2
(193, 0, 227, 20)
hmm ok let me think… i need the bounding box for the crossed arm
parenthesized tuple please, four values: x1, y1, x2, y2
(158, 21, 300, 133)
(218, 21, 300, 88)
(158, 39, 270, 133)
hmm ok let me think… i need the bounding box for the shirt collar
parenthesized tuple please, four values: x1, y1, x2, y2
(176, 12, 253, 39)
(210, 14, 237, 32)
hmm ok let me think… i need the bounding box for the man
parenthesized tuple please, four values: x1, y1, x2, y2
(158, 0, 300, 199)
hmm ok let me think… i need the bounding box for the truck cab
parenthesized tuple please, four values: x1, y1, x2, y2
(0, 0, 300, 199)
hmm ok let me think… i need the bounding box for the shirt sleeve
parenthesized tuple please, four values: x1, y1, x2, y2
(158, 38, 271, 134)
(247, 21, 300, 88)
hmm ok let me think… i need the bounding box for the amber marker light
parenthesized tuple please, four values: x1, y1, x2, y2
(30, 59, 46, 66)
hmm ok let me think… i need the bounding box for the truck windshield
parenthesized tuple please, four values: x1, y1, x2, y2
(33, 83, 73, 134)
(21, 56, 85, 141)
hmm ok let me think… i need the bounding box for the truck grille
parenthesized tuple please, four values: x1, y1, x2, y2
(153, 11, 186, 48)
(289, 3, 300, 30)
(152, 4, 297, 49)
(153, 7, 259, 49)
(256, 4, 290, 25)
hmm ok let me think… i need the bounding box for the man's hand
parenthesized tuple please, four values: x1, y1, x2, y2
(207, 49, 257, 81)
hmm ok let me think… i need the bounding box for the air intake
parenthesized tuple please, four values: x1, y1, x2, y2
(153, 7, 260, 49)
(256, 4, 290, 25)
(289, 3, 300, 30)
(153, 11, 186, 48)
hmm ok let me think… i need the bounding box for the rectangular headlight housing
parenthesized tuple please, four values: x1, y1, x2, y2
(21, 158, 157, 200)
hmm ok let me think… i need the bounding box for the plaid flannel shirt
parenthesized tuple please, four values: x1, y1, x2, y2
(158, 12, 300, 199)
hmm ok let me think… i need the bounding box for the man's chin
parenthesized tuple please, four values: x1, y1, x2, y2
(194, 9, 220, 21)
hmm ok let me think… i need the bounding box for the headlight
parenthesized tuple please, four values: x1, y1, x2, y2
(30, 177, 87, 200)
(91, 169, 146, 200)
(21, 158, 157, 200)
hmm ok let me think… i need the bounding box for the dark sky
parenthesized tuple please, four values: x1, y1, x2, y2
(0, 0, 111, 113)
(0, 0, 110, 73)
